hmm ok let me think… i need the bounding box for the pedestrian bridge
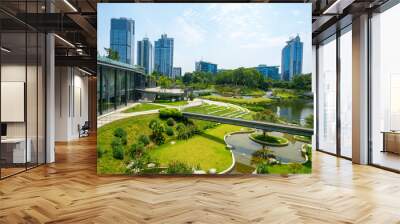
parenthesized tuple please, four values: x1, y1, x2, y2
(182, 112, 314, 137)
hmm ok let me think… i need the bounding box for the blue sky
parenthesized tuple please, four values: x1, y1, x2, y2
(98, 3, 312, 74)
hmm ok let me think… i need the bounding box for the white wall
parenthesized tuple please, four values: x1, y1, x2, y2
(55, 67, 89, 141)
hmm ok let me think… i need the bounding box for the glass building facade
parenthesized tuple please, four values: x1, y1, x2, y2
(137, 38, 153, 75)
(255, 65, 280, 80)
(110, 18, 135, 65)
(97, 56, 147, 115)
(281, 35, 303, 81)
(154, 34, 174, 77)
(195, 61, 218, 74)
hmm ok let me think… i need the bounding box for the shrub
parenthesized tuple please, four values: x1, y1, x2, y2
(256, 162, 269, 174)
(138, 134, 150, 146)
(159, 108, 182, 120)
(113, 128, 127, 145)
(97, 146, 106, 158)
(129, 142, 145, 159)
(166, 126, 174, 136)
(152, 133, 165, 145)
(166, 117, 175, 126)
(149, 119, 166, 145)
(112, 144, 124, 160)
(114, 127, 126, 138)
(176, 123, 198, 140)
(111, 137, 122, 149)
(166, 161, 193, 174)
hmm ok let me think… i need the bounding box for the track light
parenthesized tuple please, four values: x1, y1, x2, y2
(63, 0, 78, 12)
(54, 34, 75, 48)
(78, 68, 92, 76)
(1, 47, 11, 53)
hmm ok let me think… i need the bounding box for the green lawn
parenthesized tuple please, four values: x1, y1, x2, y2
(122, 103, 164, 113)
(154, 100, 188, 106)
(97, 114, 159, 174)
(265, 164, 311, 174)
(202, 95, 272, 106)
(184, 104, 247, 118)
(97, 113, 233, 174)
(214, 85, 265, 97)
(250, 133, 289, 146)
(149, 124, 243, 172)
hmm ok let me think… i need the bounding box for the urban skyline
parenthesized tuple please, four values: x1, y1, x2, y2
(108, 20, 303, 80)
(98, 4, 311, 74)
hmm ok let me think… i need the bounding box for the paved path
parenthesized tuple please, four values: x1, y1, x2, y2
(97, 100, 202, 128)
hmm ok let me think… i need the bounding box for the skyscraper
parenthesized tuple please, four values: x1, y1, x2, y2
(137, 38, 153, 74)
(195, 61, 218, 74)
(172, 67, 182, 78)
(281, 35, 303, 81)
(154, 34, 174, 77)
(254, 65, 280, 80)
(110, 18, 135, 65)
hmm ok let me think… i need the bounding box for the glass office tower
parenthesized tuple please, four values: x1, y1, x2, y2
(110, 18, 135, 65)
(137, 38, 153, 75)
(154, 34, 174, 77)
(281, 35, 303, 81)
(195, 61, 218, 74)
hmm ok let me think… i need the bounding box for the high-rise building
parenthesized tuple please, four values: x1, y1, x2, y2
(254, 65, 280, 80)
(172, 67, 182, 78)
(195, 60, 218, 74)
(137, 38, 153, 74)
(154, 34, 174, 77)
(110, 18, 135, 65)
(281, 35, 303, 81)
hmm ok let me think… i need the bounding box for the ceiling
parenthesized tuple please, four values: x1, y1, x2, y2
(0, 0, 395, 74)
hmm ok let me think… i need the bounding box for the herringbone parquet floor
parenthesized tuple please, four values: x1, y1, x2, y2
(1, 136, 400, 223)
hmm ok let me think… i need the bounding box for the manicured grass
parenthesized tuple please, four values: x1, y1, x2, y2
(154, 100, 188, 106)
(250, 133, 289, 146)
(265, 163, 311, 174)
(214, 85, 265, 97)
(202, 95, 272, 106)
(272, 89, 298, 99)
(294, 135, 312, 143)
(97, 113, 227, 174)
(184, 104, 248, 118)
(122, 103, 164, 113)
(149, 124, 243, 172)
(97, 114, 159, 174)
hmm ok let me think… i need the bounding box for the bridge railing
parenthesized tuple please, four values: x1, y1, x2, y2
(182, 112, 314, 137)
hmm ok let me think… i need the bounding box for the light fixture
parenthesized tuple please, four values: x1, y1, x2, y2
(322, 0, 355, 15)
(63, 0, 78, 12)
(78, 67, 92, 76)
(1, 47, 11, 53)
(54, 34, 75, 48)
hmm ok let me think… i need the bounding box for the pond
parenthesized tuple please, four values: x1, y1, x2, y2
(266, 99, 313, 126)
(225, 132, 306, 174)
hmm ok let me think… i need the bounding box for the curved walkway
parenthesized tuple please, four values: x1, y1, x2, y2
(97, 100, 202, 128)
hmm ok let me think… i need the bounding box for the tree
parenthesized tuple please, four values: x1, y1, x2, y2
(305, 114, 314, 129)
(149, 119, 165, 145)
(104, 48, 120, 61)
(291, 73, 311, 91)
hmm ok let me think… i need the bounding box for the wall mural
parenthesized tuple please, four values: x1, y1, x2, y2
(96, 3, 313, 175)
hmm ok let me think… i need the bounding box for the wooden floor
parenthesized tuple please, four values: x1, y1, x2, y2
(1, 136, 400, 223)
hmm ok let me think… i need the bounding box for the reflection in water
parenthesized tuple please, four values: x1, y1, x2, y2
(226, 132, 306, 174)
(270, 100, 313, 125)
